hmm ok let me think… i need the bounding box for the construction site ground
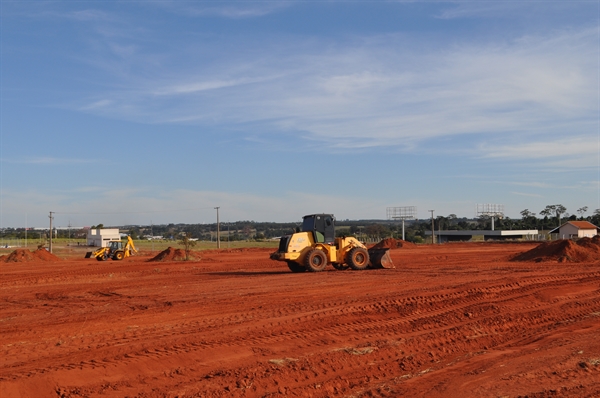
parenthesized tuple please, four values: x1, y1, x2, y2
(1, 242, 599, 397)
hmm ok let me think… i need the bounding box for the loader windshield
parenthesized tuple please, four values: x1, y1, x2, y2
(301, 216, 316, 233)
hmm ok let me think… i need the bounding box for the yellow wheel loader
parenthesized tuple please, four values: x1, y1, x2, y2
(85, 236, 138, 261)
(270, 214, 393, 272)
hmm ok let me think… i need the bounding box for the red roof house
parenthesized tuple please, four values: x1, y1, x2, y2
(549, 221, 599, 239)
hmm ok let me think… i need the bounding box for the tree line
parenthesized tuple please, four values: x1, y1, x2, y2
(1, 205, 597, 244)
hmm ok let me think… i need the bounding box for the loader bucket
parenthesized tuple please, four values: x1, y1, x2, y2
(368, 248, 394, 269)
(84, 252, 92, 258)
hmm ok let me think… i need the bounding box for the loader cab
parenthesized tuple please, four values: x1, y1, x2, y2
(108, 241, 123, 251)
(301, 214, 335, 245)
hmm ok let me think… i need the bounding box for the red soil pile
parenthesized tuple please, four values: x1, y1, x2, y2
(370, 238, 416, 250)
(32, 248, 61, 262)
(148, 247, 192, 262)
(512, 236, 600, 263)
(3, 248, 61, 263)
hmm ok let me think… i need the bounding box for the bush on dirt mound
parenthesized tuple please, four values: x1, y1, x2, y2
(148, 247, 194, 262)
(370, 238, 416, 250)
(4, 248, 61, 263)
(512, 236, 600, 263)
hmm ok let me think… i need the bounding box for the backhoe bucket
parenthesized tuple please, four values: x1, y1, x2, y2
(84, 252, 92, 258)
(368, 248, 394, 269)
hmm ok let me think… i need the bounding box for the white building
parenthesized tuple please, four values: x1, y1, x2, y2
(549, 221, 599, 239)
(86, 228, 121, 247)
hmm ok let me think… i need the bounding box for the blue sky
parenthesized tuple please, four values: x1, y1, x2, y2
(1, 1, 598, 228)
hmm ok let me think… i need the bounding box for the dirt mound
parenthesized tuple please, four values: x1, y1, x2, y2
(148, 247, 194, 262)
(3, 248, 61, 263)
(32, 248, 61, 262)
(370, 238, 416, 250)
(512, 237, 600, 263)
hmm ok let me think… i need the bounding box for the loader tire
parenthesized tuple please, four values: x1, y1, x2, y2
(304, 249, 327, 272)
(287, 261, 306, 273)
(347, 247, 369, 270)
(332, 263, 349, 270)
(113, 251, 124, 261)
(96, 255, 106, 262)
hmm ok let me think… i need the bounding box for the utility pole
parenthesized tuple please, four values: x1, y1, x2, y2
(49, 211, 54, 253)
(214, 207, 220, 248)
(429, 210, 435, 245)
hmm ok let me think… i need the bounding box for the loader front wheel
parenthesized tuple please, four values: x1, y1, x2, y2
(287, 261, 306, 273)
(113, 251, 125, 261)
(347, 247, 369, 270)
(304, 249, 327, 272)
(96, 255, 106, 262)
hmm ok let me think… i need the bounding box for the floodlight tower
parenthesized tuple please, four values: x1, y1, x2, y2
(476, 204, 505, 231)
(387, 206, 417, 241)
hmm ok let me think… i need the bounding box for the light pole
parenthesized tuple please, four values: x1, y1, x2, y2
(49, 211, 54, 253)
(214, 207, 220, 248)
(429, 210, 435, 244)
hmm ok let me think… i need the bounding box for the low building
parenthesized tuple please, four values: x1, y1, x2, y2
(549, 221, 598, 239)
(86, 228, 121, 247)
(425, 229, 539, 243)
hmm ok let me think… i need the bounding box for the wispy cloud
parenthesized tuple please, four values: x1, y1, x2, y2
(70, 25, 596, 164)
(511, 191, 543, 198)
(480, 136, 597, 160)
(3, 157, 96, 165)
(149, 1, 293, 19)
(436, 1, 586, 20)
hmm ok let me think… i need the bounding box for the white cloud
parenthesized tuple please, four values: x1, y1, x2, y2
(511, 191, 543, 198)
(150, 1, 293, 19)
(3, 157, 96, 165)
(78, 27, 595, 159)
(480, 136, 597, 160)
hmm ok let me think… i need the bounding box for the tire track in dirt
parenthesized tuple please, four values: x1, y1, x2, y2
(4, 269, 598, 390)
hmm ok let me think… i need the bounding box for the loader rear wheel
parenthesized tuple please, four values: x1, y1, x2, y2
(304, 249, 327, 272)
(347, 247, 369, 270)
(332, 263, 349, 270)
(113, 251, 124, 261)
(287, 261, 306, 273)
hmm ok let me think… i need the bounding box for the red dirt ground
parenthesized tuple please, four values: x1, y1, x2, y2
(1, 242, 599, 397)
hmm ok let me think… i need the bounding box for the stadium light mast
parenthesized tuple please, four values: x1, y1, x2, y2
(476, 204, 504, 231)
(387, 206, 416, 241)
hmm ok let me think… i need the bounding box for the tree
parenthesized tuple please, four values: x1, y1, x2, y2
(364, 224, 390, 238)
(541, 204, 566, 228)
(577, 206, 588, 220)
(178, 232, 197, 261)
(591, 209, 600, 226)
(520, 209, 534, 219)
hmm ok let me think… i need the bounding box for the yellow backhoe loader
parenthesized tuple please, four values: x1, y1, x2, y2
(85, 236, 138, 261)
(270, 214, 393, 272)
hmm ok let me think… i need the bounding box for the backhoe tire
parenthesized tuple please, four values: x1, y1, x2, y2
(96, 256, 106, 262)
(332, 263, 349, 270)
(287, 261, 306, 273)
(113, 251, 125, 261)
(304, 249, 327, 272)
(347, 247, 369, 270)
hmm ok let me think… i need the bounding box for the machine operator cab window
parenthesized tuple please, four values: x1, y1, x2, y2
(301, 214, 335, 245)
(108, 241, 123, 250)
